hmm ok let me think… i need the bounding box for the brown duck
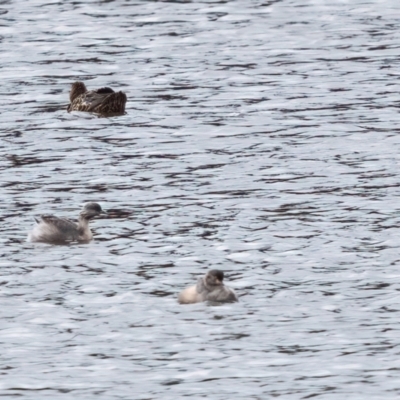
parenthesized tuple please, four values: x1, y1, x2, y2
(67, 81, 127, 115)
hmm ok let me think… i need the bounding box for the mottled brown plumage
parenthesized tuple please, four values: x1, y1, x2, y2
(67, 81, 127, 116)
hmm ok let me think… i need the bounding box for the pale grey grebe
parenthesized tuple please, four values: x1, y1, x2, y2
(28, 202, 106, 244)
(178, 270, 238, 304)
(67, 81, 127, 115)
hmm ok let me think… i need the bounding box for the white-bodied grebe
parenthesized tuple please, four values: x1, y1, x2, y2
(28, 202, 106, 244)
(178, 270, 238, 304)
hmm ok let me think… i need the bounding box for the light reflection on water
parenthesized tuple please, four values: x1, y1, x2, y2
(1, 0, 400, 398)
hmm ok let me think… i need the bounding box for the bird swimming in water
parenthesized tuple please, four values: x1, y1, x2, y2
(28, 202, 106, 244)
(178, 270, 238, 304)
(67, 81, 127, 115)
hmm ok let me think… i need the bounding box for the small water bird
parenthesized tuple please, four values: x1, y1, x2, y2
(28, 202, 106, 244)
(67, 81, 127, 115)
(178, 270, 238, 304)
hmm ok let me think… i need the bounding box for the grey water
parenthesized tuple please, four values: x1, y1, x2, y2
(1, 0, 400, 398)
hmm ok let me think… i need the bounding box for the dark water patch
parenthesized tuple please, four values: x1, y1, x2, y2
(2, 0, 400, 399)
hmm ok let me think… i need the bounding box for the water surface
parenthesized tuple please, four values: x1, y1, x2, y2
(2, 0, 400, 398)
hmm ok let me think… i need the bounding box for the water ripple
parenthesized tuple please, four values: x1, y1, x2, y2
(1, 0, 400, 399)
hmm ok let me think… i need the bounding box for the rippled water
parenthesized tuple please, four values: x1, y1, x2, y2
(2, 0, 400, 398)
